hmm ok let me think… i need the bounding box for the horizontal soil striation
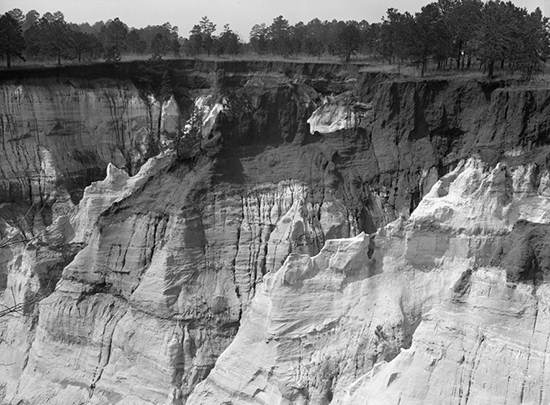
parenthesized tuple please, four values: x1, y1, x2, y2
(0, 77, 162, 208)
(210, 72, 550, 232)
(0, 60, 357, 209)
(6, 60, 549, 223)
(362, 78, 550, 218)
(491, 220, 550, 283)
(210, 74, 379, 232)
(372, 78, 550, 166)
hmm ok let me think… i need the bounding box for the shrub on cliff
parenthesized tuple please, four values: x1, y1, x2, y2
(173, 107, 204, 162)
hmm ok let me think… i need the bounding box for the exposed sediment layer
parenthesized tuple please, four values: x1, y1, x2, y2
(2, 61, 550, 404)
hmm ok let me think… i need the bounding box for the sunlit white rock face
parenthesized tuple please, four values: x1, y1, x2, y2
(308, 101, 359, 134)
(71, 154, 173, 243)
(412, 158, 550, 233)
(338, 268, 550, 405)
(0, 153, 358, 404)
(187, 156, 550, 405)
(307, 98, 372, 135)
(0, 78, 169, 404)
(193, 95, 225, 136)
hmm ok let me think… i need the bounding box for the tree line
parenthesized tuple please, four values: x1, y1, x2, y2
(249, 0, 550, 78)
(0, 9, 182, 66)
(0, 9, 243, 67)
(1, 0, 549, 78)
(376, 0, 550, 78)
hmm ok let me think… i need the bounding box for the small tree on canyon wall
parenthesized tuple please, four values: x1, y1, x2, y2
(174, 107, 204, 162)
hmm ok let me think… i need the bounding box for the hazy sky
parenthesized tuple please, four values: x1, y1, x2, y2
(1, 0, 549, 39)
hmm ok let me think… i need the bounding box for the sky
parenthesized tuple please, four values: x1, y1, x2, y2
(1, 0, 549, 39)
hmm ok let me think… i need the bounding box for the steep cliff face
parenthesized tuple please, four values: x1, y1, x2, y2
(189, 156, 550, 404)
(0, 78, 163, 206)
(2, 61, 550, 405)
(335, 158, 550, 405)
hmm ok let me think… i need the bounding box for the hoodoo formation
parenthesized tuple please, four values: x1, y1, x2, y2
(2, 60, 550, 404)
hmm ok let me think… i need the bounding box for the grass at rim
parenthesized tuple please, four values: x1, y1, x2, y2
(0, 52, 348, 69)
(2, 52, 550, 85)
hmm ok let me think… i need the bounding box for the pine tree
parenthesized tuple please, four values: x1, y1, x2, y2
(0, 13, 26, 68)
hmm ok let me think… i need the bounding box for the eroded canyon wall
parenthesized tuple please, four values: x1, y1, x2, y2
(1, 61, 550, 404)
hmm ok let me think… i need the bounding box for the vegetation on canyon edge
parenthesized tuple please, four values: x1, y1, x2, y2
(0, 0, 549, 79)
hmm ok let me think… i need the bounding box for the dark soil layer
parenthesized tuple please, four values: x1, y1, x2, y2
(3, 60, 550, 232)
(492, 220, 550, 283)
